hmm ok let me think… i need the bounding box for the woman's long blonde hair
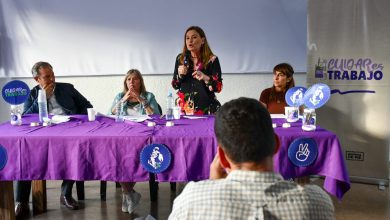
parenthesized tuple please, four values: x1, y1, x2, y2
(122, 69, 146, 95)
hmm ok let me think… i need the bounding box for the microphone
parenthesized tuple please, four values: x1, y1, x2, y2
(184, 50, 191, 67)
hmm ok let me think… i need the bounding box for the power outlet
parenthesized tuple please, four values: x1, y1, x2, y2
(346, 151, 364, 161)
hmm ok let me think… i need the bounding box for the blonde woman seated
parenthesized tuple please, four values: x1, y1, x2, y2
(109, 69, 161, 214)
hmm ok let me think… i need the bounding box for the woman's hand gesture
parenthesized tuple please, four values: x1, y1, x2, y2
(192, 70, 210, 82)
(178, 65, 188, 78)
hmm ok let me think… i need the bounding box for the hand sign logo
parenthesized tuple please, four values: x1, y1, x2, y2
(296, 143, 310, 161)
(288, 138, 318, 167)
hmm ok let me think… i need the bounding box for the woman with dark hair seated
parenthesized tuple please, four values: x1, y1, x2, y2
(259, 63, 295, 114)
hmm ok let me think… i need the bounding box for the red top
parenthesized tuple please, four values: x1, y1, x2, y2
(259, 87, 287, 114)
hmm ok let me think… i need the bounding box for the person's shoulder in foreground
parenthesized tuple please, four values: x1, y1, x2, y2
(169, 172, 334, 220)
(169, 97, 334, 220)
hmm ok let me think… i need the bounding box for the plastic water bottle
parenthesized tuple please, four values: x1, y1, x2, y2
(166, 91, 174, 120)
(115, 101, 124, 122)
(10, 104, 22, 126)
(38, 89, 49, 123)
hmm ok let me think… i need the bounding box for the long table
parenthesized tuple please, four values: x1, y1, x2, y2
(0, 115, 216, 182)
(0, 114, 350, 219)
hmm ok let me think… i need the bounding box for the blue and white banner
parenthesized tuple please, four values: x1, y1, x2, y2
(1, 80, 30, 105)
(285, 87, 307, 107)
(303, 83, 330, 109)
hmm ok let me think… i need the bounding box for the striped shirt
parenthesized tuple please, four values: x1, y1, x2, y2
(169, 170, 334, 220)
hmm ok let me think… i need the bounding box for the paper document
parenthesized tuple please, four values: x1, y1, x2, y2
(98, 113, 151, 122)
(183, 116, 208, 119)
(270, 114, 286, 119)
(51, 115, 71, 124)
(123, 115, 151, 122)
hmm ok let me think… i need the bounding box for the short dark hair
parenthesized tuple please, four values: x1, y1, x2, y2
(273, 62, 295, 88)
(214, 97, 275, 163)
(31, 61, 53, 78)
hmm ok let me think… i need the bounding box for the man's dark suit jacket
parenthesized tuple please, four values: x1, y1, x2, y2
(24, 82, 92, 115)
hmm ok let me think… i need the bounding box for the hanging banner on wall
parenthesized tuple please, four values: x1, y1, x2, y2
(308, 0, 390, 185)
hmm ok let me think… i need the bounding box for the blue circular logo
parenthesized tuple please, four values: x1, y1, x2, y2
(285, 87, 307, 107)
(0, 145, 8, 171)
(288, 138, 317, 167)
(140, 144, 171, 173)
(2, 80, 30, 105)
(303, 83, 330, 109)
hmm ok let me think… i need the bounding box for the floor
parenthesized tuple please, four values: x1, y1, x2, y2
(15, 178, 390, 220)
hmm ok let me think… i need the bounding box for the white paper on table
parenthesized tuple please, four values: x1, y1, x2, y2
(183, 116, 208, 119)
(97, 113, 151, 122)
(122, 115, 151, 122)
(50, 115, 71, 124)
(270, 114, 303, 119)
(270, 114, 286, 119)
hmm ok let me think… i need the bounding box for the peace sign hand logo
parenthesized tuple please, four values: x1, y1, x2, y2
(296, 143, 310, 162)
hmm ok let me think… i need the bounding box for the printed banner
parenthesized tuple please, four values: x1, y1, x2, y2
(308, 0, 390, 182)
(1, 80, 30, 105)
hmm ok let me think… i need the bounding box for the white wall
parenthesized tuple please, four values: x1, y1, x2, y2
(0, 73, 306, 121)
(1, 0, 307, 77)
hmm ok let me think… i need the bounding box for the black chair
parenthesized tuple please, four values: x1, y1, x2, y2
(75, 181, 116, 201)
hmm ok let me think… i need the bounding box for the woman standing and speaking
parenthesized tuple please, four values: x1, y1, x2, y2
(172, 26, 223, 115)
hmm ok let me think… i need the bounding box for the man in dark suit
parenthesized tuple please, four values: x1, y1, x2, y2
(15, 61, 93, 218)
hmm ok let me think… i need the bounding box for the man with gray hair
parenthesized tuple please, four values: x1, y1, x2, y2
(169, 97, 334, 220)
(15, 61, 92, 218)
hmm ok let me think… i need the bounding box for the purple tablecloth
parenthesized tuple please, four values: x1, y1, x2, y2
(0, 114, 349, 199)
(272, 118, 350, 200)
(0, 114, 217, 183)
